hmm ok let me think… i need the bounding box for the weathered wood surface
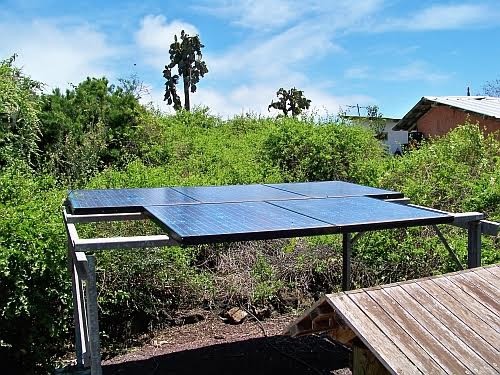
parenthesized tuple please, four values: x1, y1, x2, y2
(287, 265, 500, 374)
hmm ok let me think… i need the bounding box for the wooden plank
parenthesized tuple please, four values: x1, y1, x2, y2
(474, 268, 500, 287)
(468, 269, 500, 297)
(351, 290, 452, 373)
(418, 279, 500, 349)
(368, 288, 476, 374)
(401, 283, 498, 373)
(484, 265, 500, 278)
(383, 286, 487, 374)
(446, 274, 500, 318)
(431, 277, 500, 333)
(330, 293, 422, 375)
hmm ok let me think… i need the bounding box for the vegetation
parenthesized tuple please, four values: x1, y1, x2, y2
(268, 87, 311, 117)
(0, 55, 42, 167)
(482, 78, 500, 97)
(163, 30, 208, 111)
(0, 59, 499, 373)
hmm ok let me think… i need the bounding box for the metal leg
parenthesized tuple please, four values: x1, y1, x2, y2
(68, 243, 84, 368)
(342, 233, 352, 291)
(467, 221, 481, 268)
(86, 255, 102, 375)
(75, 262, 90, 367)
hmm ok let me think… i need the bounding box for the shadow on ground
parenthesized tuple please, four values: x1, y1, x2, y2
(103, 334, 349, 375)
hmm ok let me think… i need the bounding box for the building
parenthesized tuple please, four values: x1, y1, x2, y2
(345, 116, 408, 154)
(393, 96, 500, 137)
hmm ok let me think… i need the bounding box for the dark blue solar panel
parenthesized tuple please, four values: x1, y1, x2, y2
(265, 181, 403, 199)
(67, 188, 197, 214)
(146, 201, 334, 245)
(171, 184, 306, 203)
(270, 197, 452, 229)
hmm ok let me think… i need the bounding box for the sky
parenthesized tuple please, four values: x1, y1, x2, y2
(1, 0, 499, 118)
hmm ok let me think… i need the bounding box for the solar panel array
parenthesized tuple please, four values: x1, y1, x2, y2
(266, 181, 403, 199)
(67, 181, 452, 244)
(171, 184, 305, 203)
(146, 197, 451, 244)
(147, 201, 332, 244)
(67, 181, 403, 214)
(67, 187, 197, 214)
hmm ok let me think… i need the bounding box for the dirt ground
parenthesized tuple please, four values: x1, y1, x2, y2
(102, 312, 350, 375)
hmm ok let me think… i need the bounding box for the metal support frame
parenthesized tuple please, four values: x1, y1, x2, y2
(431, 225, 463, 270)
(62, 201, 500, 373)
(394, 201, 499, 269)
(342, 233, 352, 291)
(467, 221, 482, 268)
(63, 208, 178, 374)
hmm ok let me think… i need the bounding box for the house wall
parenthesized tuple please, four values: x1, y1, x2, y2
(383, 121, 407, 154)
(417, 106, 500, 137)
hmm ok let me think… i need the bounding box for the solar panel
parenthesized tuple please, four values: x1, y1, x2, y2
(146, 201, 334, 245)
(171, 184, 306, 203)
(265, 181, 403, 199)
(67, 188, 197, 214)
(269, 197, 453, 231)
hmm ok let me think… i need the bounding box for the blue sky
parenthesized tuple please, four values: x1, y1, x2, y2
(1, 0, 499, 118)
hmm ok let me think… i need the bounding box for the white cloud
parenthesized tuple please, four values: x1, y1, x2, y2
(377, 4, 499, 31)
(0, 19, 117, 90)
(344, 66, 371, 80)
(196, 0, 383, 32)
(195, 0, 303, 31)
(206, 21, 341, 82)
(135, 15, 199, 53)
(135, 15, 199, 70)
(385, 62, 451, 83)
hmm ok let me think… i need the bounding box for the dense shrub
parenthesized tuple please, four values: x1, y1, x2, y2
(262, 117, 386, 184)
(0, 56, 42, 167)
(0, 164, 69, 373)
(37, 77, 147, 184)
(381, 123, 500, 216)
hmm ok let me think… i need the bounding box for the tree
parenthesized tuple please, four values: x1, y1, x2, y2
(482, 79, 500, 97)
(268, 87, 311, 117)
(0, 54, 43, 167)
(163, 30, 208, 111)
(366, 105, 386, 139)
(38, 77, 146, 179)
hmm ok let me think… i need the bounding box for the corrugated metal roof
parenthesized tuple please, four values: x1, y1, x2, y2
(426, 96, 500, 118)
(393, 96, 500, 131)
(286, 264, 500, 374)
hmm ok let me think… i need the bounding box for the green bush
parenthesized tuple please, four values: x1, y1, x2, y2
(262, 117, 386, 184)
(38, 77, 147, 184)
(0, 56, 42, 167)
(0, 163, 69, 373)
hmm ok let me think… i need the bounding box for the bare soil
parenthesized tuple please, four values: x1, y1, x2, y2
(102, 312, 350, 375)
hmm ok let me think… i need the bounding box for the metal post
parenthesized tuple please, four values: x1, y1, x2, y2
(86, 255, 102, 375)
(467, 221, 481, 268)
(67, 239, 84, 368)
(342, 233, 352, 291)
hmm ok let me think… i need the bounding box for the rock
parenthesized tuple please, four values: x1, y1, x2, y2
(226, 307, 248, 324)
(254, 306, 271, 320)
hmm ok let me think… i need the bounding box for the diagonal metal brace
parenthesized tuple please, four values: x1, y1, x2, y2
(431, 225, 463, 270)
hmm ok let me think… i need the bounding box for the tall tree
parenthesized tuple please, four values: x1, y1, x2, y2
(268, 87, 311, 117)
(163, 30, 208, 111)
